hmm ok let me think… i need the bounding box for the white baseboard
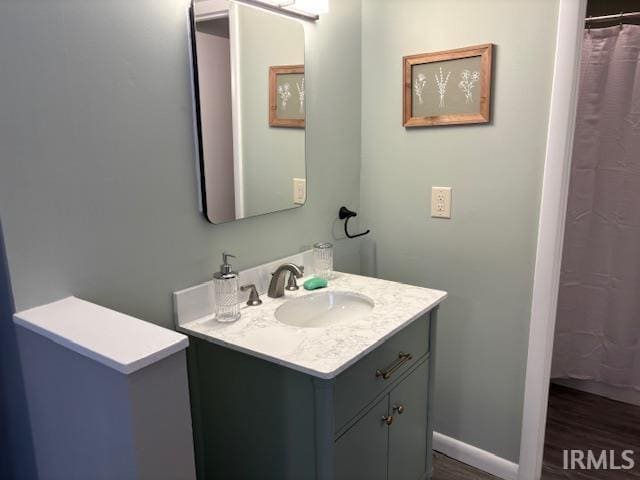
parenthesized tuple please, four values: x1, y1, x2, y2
(433, 432, 519, 480)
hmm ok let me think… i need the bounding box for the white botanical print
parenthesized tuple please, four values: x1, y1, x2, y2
(434, 67, 451, 108)
(296, 78, 305, 114)
(458, 69, 480, 104)
(413, 73, 427, 105)
(278, 82, 292, 109)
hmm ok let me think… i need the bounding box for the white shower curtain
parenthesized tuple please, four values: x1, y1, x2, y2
(551, 25, 640, 390)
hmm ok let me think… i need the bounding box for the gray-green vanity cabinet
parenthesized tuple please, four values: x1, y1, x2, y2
(336, 360, 430, 480)
(186, 307, 438, 480)
(335, 395, 389, 480)
(388, 360, 430, 480)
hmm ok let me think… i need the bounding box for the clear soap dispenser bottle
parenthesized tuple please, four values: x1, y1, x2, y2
(213, 252, 241, 323)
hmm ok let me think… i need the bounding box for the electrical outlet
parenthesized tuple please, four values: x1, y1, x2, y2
(293, 178, 306, 205)
(431, 186, 452, 218)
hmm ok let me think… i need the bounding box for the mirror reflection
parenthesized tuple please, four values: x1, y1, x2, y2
(191, 1, 306, 224)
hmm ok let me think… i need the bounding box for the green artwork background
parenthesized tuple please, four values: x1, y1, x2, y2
(412, 56, 483, 117)
(276, 72, 305, 120)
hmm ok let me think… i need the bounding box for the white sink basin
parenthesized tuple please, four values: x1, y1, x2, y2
(275, 291, 375, 328)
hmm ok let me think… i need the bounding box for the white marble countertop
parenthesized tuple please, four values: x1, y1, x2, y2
(177, 272, 447, 379)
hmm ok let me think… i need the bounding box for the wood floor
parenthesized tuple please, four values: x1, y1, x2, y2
(431, 383, 640, 480)
(432, 452, 498, 480)
(542, 383, 640, 479)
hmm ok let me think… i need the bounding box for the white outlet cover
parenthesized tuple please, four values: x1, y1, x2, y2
(431, 186, 452, 219)
(293, 178, 306, 205)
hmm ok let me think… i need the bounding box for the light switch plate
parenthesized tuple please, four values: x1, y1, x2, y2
(431, 186, 452, 218)
(293, 178, 306, 205)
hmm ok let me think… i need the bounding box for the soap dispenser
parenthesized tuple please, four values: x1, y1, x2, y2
(213, 252, 241, 323)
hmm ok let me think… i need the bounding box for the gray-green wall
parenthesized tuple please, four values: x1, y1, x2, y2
(0, 0, 362, 324)
(359, 0, 559, 462)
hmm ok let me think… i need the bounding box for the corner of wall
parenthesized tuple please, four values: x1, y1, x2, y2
(0, 220, 37, 480)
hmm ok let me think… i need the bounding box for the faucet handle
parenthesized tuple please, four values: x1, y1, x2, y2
(285, 274, 299, 291)
(285, 265, 304, 291)
(240, 284, 262, 306)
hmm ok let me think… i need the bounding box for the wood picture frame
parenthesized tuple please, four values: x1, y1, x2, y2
(269, 65, 305, 128)
(403, 44, 493, 127)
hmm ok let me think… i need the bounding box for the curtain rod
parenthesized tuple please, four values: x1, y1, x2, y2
(233, 0, 319, 21)
(586, 11, 640, 23)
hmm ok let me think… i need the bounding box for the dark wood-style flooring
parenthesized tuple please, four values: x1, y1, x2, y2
(431, 383, 640, 479)
(542, 383, 640, 479)
(432, 452, 498, 479)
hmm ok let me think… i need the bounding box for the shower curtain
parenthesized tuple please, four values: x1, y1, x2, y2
(551, 25, 640, 390)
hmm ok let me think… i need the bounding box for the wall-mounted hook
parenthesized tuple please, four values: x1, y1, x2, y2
(339, 206, 371, 239)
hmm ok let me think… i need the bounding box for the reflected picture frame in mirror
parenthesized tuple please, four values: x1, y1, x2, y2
(269, 65, 305, 128)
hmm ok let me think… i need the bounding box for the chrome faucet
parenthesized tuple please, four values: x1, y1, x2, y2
(268, 263, 304, 298)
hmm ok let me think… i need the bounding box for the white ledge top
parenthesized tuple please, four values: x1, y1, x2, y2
(14, 297, 189, 375)
(178, 272, 447, 379)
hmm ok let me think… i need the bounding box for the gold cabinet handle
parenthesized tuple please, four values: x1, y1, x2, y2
(392, 404, 405, 415)
(375, 352, 413, 380)
(381, 415, 394, 426)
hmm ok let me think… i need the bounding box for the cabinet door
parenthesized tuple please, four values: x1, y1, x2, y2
(335, 395, 389, 480)
(388, 360, 429, 480)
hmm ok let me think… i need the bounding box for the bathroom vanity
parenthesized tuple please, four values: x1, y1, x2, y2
(175, 258, 446, 480)
(181, 5, 447, 475)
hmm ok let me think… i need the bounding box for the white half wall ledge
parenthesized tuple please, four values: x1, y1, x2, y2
(433, 432, 519, 480)
(13, 296, 189, 375)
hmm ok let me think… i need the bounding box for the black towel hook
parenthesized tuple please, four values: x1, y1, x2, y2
(339, 206, 371, 239)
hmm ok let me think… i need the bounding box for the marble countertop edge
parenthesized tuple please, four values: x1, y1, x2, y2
(177, 303, 444, 379)
(177, 273, 447, 379)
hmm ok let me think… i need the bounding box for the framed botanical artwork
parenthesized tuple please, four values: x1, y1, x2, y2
(403, 44, 493, 127)
(269, 65, 305, 128)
